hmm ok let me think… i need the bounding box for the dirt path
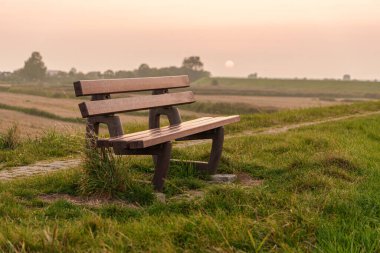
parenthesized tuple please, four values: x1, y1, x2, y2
(1, 110, 379, 181)
(236, 110, 380, 136)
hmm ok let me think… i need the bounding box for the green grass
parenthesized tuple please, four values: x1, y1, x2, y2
(0, 131, 82, 168)
(227, 100, 380, 134)
(181, 101, 273, 115)
(1, 99, 379, 137)
(122, 101, 380, 135)
(1, 101, 379, 169)
(193, 77, 380, 98)
(0, 110, 379, 251)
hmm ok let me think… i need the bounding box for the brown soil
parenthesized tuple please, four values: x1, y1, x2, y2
(0, 92, 147, 123)
(236, 172, 263, 187)
(0, 92, 81, 118)
(39, 193, 140, 208)
(0, 109, 80, 137)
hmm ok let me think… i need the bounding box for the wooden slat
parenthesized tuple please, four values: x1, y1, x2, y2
(109, 117, 215, 145)
(130, 116, 239, 148)
(74, 75, 190, 96)
(108, 117, 212, 141)
(97, 117, 225, 148)
(111, 116, 240, 149)
(79, 91, 195, 118)
(97, 117, 213, 147)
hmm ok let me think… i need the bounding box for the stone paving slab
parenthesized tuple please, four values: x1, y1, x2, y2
(0, 159, 81, 181)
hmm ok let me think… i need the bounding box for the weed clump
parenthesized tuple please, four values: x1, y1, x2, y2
(78, 146, 154, 205)
(0, 124, 20, 150)
(79, 147, 129, 199)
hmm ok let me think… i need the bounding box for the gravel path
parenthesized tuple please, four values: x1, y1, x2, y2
(1, 110, 379, 181)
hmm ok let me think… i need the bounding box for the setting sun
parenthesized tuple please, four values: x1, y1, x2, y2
(225, 60, 235, 68)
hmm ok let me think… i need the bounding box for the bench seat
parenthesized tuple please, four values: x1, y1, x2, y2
(97, 115, 240, 149)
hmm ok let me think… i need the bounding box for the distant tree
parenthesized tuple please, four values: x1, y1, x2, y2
(69, 67, 77, 77)
(248, 73, 258, 79)
(12, 69, 23, 79)
(54, 71, 68, 79)
(181, 56, 210, 81)
(137, 64, 151, 77)
(115, 70, 135, 78)
(182, 56, 204, 71)
(103, 69, 114, 78)
(20, 52, 47, 81)
(343, 74, 351, 81)
(77, 71, 86, 78)
(5, 53, 212, 84)
(86, 71, 102, 79)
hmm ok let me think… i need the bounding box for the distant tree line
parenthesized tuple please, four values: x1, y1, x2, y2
(0, 53, 210, 84)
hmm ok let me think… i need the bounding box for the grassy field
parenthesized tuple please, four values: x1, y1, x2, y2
(0, 79, 379, 251)
(0, 89, 378, 136)
(0, 101, 379, 251)
(193, 77, 380, 98)
(3, 77, 380, 99)
(0, 83, 75, 99)
(195, 94, 356, 110)
(1, 100, 380, 168)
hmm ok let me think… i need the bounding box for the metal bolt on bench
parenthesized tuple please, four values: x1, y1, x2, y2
(73, 75, 240, 191)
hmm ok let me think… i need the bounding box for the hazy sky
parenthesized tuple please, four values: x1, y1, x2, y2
(1, 0, 380, 79)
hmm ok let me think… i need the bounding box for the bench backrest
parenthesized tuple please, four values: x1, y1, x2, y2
(74, 75, 195, 118)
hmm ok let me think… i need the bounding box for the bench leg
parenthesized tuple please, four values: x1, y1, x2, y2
(152, 142, 172, 192)
(208, 127, 224, 174)
(149, 107, 181, 169)
(171, 127, 225, 174)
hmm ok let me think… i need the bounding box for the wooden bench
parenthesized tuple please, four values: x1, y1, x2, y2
(73, 75, 240, 191)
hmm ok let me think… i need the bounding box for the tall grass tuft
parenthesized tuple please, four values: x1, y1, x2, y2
(0, 124, 20, 150)
(79, 146, 128, 199)
(78, 144, 154, 204)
